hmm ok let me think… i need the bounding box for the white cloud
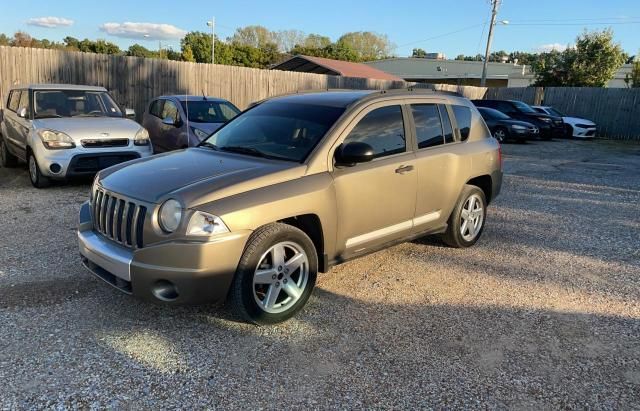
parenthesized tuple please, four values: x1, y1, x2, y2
(536, 43, 570, 53)
(99, 22, 187, 40)
(26, 16, 74, 28)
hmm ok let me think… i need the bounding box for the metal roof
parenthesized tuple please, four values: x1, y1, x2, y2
(364, 58, 530, 80)
(272, 55, 404, 81)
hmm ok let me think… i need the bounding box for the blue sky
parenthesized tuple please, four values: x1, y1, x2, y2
(2, 0, 639, 57)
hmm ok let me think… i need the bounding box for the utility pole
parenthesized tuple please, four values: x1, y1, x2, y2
(480, 0, 500, 87)
(207, 18, 215, 64)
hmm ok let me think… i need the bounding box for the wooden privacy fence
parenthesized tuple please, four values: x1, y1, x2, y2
(0, 46, 408, 120)
(1, 46, 639, 139)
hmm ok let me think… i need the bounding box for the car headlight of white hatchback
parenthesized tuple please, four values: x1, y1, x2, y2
(37, 129, 75, 149)
(158, 199, 183, 233)
(134, 127, 150, 146)
(186, 211, 229, 237)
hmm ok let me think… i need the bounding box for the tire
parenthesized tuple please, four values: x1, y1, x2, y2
(0, 138, 19, 168)
(228, 223, 318, 325)
(28, 152, 51, 188)
(492, 127, 508, 143)
(442, 185, 487, 248)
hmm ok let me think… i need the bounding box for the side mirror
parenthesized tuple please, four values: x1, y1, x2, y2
(125, 108, 136, 119)
(162, 116, 178, 126)
(17, 107, 27, 119)
(334, 142, 375, 166)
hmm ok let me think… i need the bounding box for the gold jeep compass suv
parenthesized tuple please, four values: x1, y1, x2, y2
(78, 90, 503, 324)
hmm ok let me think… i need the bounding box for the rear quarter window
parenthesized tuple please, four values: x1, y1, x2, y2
(452, 105, 472, 141)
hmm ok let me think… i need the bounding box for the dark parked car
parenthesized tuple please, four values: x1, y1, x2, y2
(472, 99, 564, 140)
(477, 107, 538, 143)
(143, 96, 240, 153)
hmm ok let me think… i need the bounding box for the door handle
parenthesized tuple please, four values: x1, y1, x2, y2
(395, 165, 414, 174)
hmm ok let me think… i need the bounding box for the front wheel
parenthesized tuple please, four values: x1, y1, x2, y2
(28, 152, 50, 188)
(492, 127, 508, 143)
(442, 185, 487, 248)
(228, 223, 317, 325)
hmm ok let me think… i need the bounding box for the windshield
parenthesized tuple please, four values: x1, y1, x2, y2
(479, 107, 510, 120)
(180, 100, 240, 123)
(202, 102, 345, 162)
(33, 90, 122, 119)
(546, 107, 564, 117)
(512, 101, 537, 113)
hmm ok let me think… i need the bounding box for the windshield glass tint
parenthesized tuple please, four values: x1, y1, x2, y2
(203, 102, 345, 162)
(180, 100, 240, 123)
(512, 101, 536, 113)
(547, 107, 564, 117)
(33, 90, 122, 119)
(480, 107, 510, 120)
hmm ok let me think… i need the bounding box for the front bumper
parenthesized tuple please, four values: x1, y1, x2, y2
(77, 201, 251, 304)
(572, 126, 597, 138)
(33, 142, 152, 178)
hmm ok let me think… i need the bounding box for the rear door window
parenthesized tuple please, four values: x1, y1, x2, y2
(411, 104, 443, 149)
(8, 91, 21, 112)
(343, 105, 406, 159)
(452, 105, 472, 141)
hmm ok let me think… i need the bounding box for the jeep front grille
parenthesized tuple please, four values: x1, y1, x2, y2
(92, 189, 146, 248)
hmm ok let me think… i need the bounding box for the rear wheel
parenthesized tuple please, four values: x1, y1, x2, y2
(229, 223, 317, 325)
(0, 138, 19, 167)
(492, 127, 508, 143)
(442, 185, 487, 248)
(28, 152, 50, 188)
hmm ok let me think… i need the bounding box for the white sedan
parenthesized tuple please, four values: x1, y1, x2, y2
(532, 106, 597, 139)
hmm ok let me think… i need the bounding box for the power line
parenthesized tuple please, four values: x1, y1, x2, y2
(504, 21, 640, 26)
(393, 23, 486, 50)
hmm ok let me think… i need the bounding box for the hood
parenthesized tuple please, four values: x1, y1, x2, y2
(99, 148, 304, 205)
(33, 117, 142, 143)
(190, 122, 225, 136)
(563, 116, 595, 126)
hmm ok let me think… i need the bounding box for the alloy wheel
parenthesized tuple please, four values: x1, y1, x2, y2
(493, 129, 506, 143)
(460, 194, 484, 241)
(252, 241, 309, 314)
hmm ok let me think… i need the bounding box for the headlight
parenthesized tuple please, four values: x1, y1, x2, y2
(511, 124, 527, 131)
(192, 127, 210, 140)
(134, 128, 150, 146)
(158, 199, 182, 233)
(37, 129, 75, 149)
(187, 211, 229, 237)
(539, 117, 552, 123)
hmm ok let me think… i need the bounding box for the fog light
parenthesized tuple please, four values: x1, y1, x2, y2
(49, 163, 62, 174)
(152, 280, 179, 301)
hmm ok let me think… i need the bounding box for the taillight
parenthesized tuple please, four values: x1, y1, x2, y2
(498, 145, 503, 170)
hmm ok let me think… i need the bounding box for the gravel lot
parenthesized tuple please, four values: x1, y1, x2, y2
(1, 139, 639, 409)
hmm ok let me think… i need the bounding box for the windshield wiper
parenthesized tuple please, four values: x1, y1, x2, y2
(220, 146, 296, 162)
(198, 141, 219, 151)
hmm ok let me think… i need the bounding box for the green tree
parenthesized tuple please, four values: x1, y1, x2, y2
(181, 44, 196, 62)
(127, 44, 155, 58)
(533, 29, 626, 87)
(0, 33, 9, 46)
(624, 57, 640, 88)
(229, 25, 274, 48)
(336, 31, 393, 61)
(304, 34, 331, 49)
(181, 31, 213, 63)
(454, 54, 465, 61)
(412, 48, 427, 58)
